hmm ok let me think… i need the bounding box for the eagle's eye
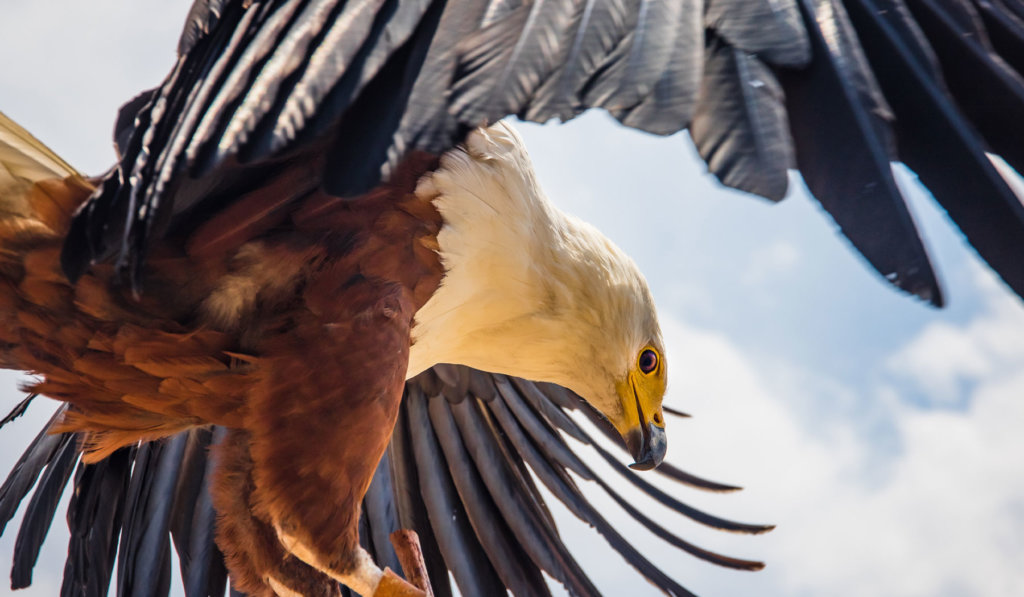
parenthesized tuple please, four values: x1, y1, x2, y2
(638, 349, 658, 374)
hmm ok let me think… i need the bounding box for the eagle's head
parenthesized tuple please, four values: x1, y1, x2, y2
(410, 123, 668, 469)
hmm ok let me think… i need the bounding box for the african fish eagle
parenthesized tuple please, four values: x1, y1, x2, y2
(2, 0, 1024, 596)
(0, 112, 676, 595)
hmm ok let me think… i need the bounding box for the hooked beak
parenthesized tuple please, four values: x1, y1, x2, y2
(624, 390, 667, 471)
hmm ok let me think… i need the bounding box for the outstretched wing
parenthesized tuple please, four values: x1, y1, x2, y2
(62, 0, 1024, 307)
(0, 367, 769, 596)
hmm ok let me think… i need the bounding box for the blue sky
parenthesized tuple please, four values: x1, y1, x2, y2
(2, 2, 1024, 596)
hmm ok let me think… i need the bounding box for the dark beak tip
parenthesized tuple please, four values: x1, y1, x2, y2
(625, 422, 667, 471)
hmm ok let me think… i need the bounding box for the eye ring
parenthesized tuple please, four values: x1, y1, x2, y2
(638, 349, 658, 374)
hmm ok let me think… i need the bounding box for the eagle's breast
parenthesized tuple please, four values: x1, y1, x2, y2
(0, 152, 445, 461)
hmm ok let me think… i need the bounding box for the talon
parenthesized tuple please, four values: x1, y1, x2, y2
(373, 568, 426, 597)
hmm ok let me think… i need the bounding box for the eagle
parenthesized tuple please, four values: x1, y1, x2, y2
(1, 0, 1023, 596)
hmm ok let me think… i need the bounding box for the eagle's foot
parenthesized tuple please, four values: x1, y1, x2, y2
(276, 525, 424, 596)
(374, 568, 427, 597)
(212, 429, 341, 596)
(263, 556, 341, 597)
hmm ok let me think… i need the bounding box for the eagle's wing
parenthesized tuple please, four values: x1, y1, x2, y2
(0, 113, 78, 189)
(0, 411, 229, 596)
(0, 367, 769, 596)
(63, 0, 1024, 307)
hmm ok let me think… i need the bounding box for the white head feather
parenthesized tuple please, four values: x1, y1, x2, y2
(408, 122, 664, 423)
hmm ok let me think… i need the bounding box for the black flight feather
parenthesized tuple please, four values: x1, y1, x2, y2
(117, 436, 188, 597)
(169, 428, 229, 597)
(901, 0, 1024, 172)
(611, 0, 702, 135)
(425, 394, 552, 596)
(386, 405, 453, 597)
(651, 461, 744, 493)
(690, 33, 793, 201)
(780, 0, 944, 305)
(0, 409, 67, 539)
(178, 0, 234, 56)
(705, 0, 811, 66)
(60, 448, 133, 597)
(494, 376, 594, 479)
(973, 0, 1024, 78)
(178, 1, 287, 175)
(390, 0, 489, 159)
(450, 0, 586, 125)
(842, 0, 1024, 299)
(10, 434, 77, 589)
(208, 0, 359, 165)
(589, 471, 767, 571)
(54, 0, 1024, 303)
(404, 386, 508, 596)
(525, 0, 637, 122)
(583, 429, 774, 535)
(579, 0, 682, 112)
(0, 394, 36, 431)
(321, 0, 446, 196)
(361, 451, 403, 575)
(246, 0, 437, 162)
(448, 398, 599, 596)
(507, 375, 590, 443)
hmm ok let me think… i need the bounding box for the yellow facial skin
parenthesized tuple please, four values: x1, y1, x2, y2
(613, 345, 667, 470)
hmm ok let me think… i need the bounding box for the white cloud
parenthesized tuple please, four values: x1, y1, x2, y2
(741, 240, 801, 287)
(538, 260, 1024, 597)
(886, 321, 993, 405)
(624, 270, 1024, 597)
(887, 265, 1024, 407)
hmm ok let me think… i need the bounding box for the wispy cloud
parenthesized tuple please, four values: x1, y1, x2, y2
(887, 265, 1024, 408)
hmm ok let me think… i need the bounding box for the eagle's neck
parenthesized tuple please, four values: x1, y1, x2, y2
(406, 125, 591, 388)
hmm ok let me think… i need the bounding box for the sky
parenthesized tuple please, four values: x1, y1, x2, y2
(2, 1, 1024, 596)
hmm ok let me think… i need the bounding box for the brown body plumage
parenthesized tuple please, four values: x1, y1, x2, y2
(0, 148, 442, 594)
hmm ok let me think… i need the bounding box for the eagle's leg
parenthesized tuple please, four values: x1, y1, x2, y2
(245, 273, 425, 596)
(273, 529, 424, 597)
(274, 527, 382, 596)
(211, 428, 341, 596)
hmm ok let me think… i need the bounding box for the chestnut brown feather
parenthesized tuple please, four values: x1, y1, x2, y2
(0, 153, 443, 593)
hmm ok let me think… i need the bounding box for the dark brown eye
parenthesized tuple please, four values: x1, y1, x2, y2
(639, 349, 658, 374)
